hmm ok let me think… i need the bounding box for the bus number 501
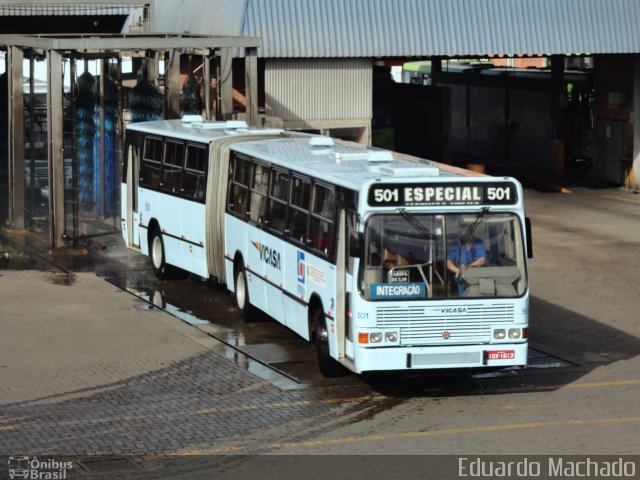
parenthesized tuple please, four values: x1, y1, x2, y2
(374, 188, 399, 203)
(486, 187, 511, 201)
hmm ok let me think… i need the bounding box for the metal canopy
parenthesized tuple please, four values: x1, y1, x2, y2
(0, 32, 260, 51)
(0, 32, 260, 248)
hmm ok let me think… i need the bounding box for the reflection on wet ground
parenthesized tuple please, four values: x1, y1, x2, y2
(1, 231, 577, 393)
(0, 241, 49, 270)
(92, 242, 576, 391)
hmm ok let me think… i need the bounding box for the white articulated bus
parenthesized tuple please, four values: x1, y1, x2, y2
(122, 118, 533, 376)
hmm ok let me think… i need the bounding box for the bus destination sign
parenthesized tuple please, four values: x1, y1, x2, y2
(368, 182, 518, 207)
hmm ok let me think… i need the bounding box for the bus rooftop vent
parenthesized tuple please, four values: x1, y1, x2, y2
(334, 150, 394, 162)
(379, 165, 440, 177)
(234, 128, 284, 136)
(308, 136, 335, 147)
(181, 114, 204, 123)
(190, 120, 249, 130)
(366, 150, 394, 162)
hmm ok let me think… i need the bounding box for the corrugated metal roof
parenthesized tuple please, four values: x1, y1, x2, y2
(151, 0, 640, 58)
(241, 0, 640, 58)
(153, 0, 246, 36)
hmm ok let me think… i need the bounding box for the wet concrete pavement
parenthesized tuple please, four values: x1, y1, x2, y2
(1, 185, 640, 463)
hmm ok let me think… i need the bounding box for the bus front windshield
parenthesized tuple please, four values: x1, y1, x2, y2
(361, 212, 527, 300)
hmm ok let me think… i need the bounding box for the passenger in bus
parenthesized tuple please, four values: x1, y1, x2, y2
(447, 237, 487, 295)
(383, 247, 410, 272)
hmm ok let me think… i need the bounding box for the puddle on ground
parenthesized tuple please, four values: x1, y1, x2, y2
(126, 286, 210, 325)
(0, 242, 43, 270)
(47, 272, 77, 286)
(135, 303, 158, 311)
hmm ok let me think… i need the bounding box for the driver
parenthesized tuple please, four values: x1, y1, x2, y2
(447, 237, 486, 295)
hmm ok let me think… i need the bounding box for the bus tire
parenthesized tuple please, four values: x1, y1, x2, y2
(234, 265, 254, 322)
(150, 229, 172, 280)
(313, 308, 349, 377)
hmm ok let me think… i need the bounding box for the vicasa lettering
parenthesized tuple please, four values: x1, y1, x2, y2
(442, 307, 468, 314)
(251, 241, 281, 270)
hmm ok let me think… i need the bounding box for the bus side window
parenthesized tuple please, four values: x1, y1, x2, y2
(267, 169, 289, 232)
(249, 163, 269, 225)
(141, 137, 163, 189)
(228, 154, 250, 216)
(287, 176, 310, 243)
(309, 184, 335, 256)
(184, 144, 207, 200)
(162, 140, 184, 193)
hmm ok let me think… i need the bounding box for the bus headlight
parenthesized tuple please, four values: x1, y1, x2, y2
(358, 330, 399, 344)
(385, 332, 398, 343)
(494, 329, 506, 340)
(508, 328, 521, 339)
(370, 332, 383, 343)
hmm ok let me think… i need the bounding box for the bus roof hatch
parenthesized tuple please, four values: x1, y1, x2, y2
(379, 165, 440, 177)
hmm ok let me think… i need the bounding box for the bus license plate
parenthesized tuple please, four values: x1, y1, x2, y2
(487, 350, 515, 360)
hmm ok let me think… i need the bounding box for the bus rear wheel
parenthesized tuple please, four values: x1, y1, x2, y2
(150, 229, 171, 280)
(313, 309, 349, 377)
(234, 265, 254, 321)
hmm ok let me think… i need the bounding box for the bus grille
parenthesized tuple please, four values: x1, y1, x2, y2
(376, 304, 515, 345)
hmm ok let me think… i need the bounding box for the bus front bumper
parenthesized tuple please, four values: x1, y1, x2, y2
(352, 343, 528, 373)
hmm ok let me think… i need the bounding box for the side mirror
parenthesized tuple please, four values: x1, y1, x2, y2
(349, 233, 364, 258)
(525, 217, 533, 259)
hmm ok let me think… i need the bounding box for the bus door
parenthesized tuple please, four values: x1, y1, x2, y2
(125, 144, 141, 248)
(335, 209, 356, 361)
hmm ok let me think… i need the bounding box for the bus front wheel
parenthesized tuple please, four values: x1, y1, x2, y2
(150, 229, 171, 280)
(313, 309, 349, 377)
(234, 265, 253, 321)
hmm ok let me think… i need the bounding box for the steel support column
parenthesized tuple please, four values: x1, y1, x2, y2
(204, 55, 211, 120)
(245, 47, 258, 126)
(632, 58, 640, 190)
(218, 47, 233, 120)
(8, 46, 24, 228)
(47, 50, 65, 248)
(99, 58, 106, 216)
(166, 49, 181, 119)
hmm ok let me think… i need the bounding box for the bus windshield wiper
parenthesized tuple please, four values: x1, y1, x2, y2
(461, 207, 490, 243)
(398, 209, 435, 241)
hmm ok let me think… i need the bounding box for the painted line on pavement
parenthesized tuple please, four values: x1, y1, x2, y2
(5, 382, 640, 436)
(602, 194, 640, 205)
(170, 415, 640, 455)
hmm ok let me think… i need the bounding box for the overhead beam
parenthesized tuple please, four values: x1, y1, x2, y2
(5, 0, 147, 5)
(0, 34, 261, 51)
